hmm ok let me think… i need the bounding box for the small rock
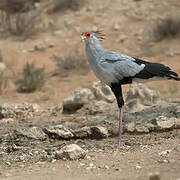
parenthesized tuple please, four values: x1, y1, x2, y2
(158, 150, 171, 156)
(126, 84, 160, 110)
(104, 165, 109, 169)
(86, 162, 96, 170)
(174, 118, 180, 128)
(48, 42, 55, 48)
(43, 125, 73, 139)
(124, 141, 132, 146)
(173, 145, 180, 152)
(135, 165, 142, 169)
(72, 126, 91, 138)
(5, 162, 11, 166)
(126, 99, 145, 112)
(126, 122, 136, 132)
(55, 144, 87, 160)
(91, 81, 115, 103)
(136, 125, 149, 133)
(34, 43, 47, 51)
(119, 34, 128, 42)
(90, 126, 109, 139)
(63, 88, 94, 112)
(14, 127, 46, 140)
(152, 116, 175, 130)
(0, 62, 6, 72)
(0, 50, 3, 62)
(84, 101, 109, 115)
(19, 155, 26, 161)
(149, 172, 161, 180)
(0, 103, 39, 119)
(114, 23, 119, 31)
(49, 103, 63, 116)
(28, 48, 35, 52)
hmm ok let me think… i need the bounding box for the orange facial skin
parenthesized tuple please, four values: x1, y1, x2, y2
(82, 31, 91, 39)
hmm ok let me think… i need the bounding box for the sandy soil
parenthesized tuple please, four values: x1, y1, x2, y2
(1, 132, 180, 180)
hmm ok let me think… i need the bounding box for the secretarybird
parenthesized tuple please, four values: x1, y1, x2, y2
(81, 31, 180, 145)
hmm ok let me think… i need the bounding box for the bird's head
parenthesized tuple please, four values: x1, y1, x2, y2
(81, 31, 105, 44)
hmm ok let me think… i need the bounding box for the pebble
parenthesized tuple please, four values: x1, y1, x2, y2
(5, 162, 11, 166)
(19, 155, 26, 161)
(119, 34, 128, 42)
(55, 144, 87, 160)
(104, 165, 109, 169)
(158, 150, 171, 156)
(135, 165, 142, 169)
(124, 141, 132, 146)
(174, 145, 180, 152)
(114, 23, 119, 31)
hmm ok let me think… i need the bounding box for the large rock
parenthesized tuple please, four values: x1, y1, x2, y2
(63, 88, 94, 112)
(150, 116, 176, 130)
(55, 144, 87, 160)
(14, 127, 46, 140)
(91, 81, 115, 103)
(43, 125, 74, 139)
(126, 84, 160, 112)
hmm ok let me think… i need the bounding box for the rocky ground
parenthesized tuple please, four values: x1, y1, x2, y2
(0, 83, 180, 180)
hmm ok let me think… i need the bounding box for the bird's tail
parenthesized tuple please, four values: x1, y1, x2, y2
(165, 70, 180, 81)
(133, 58, 180, 81)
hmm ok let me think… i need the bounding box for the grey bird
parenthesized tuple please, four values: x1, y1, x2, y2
(81, 30, 180, 145)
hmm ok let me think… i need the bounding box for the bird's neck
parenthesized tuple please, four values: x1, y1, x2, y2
(85, 41, 105, 64)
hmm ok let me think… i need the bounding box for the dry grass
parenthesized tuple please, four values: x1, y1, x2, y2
(53, 53, 90, 77)
(49, 0, 84, 13)
(0, 72, 9, 94)
(153, 16, 180, 41)
(14, 62, 45, 93)
(0, 0, 43, 39)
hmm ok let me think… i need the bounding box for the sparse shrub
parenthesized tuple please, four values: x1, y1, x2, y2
(153, 16, 180, 41)
(15, 62, 45, 93)
(50, 0, 84, 12)
(53, 54, 90, 77)
(0, 72, 9, 94)
(0, 0, 43, 39)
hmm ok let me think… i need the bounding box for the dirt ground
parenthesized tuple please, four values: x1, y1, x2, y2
(0, 0, 180, 179)
(1, 132, 180, 180)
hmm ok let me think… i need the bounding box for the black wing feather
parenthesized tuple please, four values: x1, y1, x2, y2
(133, 57, 180, 81)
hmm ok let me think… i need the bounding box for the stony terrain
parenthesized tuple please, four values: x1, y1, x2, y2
(0, 83, 180, 180)
(0, 0, 180, 179)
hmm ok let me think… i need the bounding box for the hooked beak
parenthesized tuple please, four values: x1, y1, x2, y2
(81, 35, 86, 41)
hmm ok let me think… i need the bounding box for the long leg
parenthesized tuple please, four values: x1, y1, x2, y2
(110, 83, 124, 145)
(118, 107, 123, 145)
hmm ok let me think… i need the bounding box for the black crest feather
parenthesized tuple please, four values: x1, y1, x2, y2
(93, 30, 106, 41)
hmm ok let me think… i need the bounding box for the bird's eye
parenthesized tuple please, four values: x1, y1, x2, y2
(86, 32, 90, 37)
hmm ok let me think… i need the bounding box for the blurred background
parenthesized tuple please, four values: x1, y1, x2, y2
(0, 0, 179, 107)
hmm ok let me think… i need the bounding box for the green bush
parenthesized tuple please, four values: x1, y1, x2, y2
(15, 62, 45, 93)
